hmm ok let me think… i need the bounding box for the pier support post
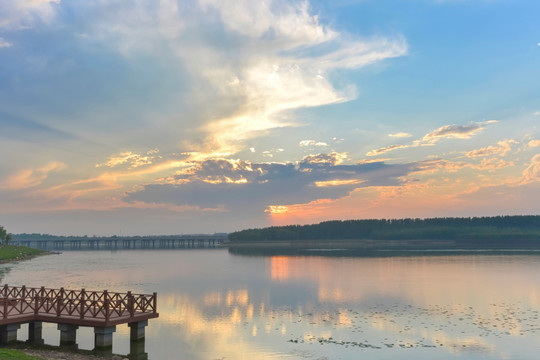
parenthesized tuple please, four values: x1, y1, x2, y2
(94, 326, 116, 350)
(129, 339, 148, 360)
(27, 321, 44, 344)
(0, 323, 21, 344)
(58, 323, 78, 346)
(128, 320, 149, 360)
(128, 320, 148, 341)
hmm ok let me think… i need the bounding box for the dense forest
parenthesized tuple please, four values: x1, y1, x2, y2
(228, 216, 540, 244)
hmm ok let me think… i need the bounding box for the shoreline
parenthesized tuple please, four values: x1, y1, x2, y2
(2, 343, 128, 360)
(224, 238, 540, 249)
(0, 245, 51, 264)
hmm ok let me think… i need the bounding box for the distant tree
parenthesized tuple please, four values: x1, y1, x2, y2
(5, 233, 12, 245)
(0, 226, 7, 245)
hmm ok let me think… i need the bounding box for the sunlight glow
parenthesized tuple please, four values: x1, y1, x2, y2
(265, 205, 289, 215)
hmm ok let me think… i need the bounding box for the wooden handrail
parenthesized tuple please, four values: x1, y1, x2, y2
(0, 284, 157, 323)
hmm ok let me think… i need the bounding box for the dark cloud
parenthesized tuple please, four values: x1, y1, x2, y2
(124, 155, 417, 214)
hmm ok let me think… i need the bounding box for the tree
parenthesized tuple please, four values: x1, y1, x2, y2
(0, 226, 12, 245)
(0, 225, 6, 244)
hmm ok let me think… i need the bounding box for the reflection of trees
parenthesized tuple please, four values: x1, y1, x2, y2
(0, 267, 12, 283)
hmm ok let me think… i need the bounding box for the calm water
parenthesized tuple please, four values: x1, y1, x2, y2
(1, 249, 540, 359)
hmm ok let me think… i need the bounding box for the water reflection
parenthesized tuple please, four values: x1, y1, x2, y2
(1, 250, 540, 359)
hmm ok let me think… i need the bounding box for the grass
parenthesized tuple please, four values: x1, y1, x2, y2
(0, 245, 46, 262)
(0, 349, 44, 360)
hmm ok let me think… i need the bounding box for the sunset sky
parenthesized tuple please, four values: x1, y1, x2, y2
(1, 0, 539, 236)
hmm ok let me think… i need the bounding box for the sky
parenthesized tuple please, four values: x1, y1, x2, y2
(0, 0, 539, 236)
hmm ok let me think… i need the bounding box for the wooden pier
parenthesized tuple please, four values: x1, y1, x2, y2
(0, 285, 158, 358)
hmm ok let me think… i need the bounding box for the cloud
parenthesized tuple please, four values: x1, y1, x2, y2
(199, 0, 336, 46)
(0, 37, 11, 48)
(367, 121, 496, 156)
(299, 152, 347, 166)
(520, 154, 540, 185)
(366, 144, 409, 156)
(124, 154, 416, 215)
(315, 179, 365, 187)
(299, 140, 329, 147)
(2, 162, 66, 190)
(413, 156, 514, 174)
(96, 150, 159, 169)
(421, 123, 486, 143)
(474, 158, 514, 171)
(465, 139, 517, 158)
(81, 0, 407, 156)
(388, 132, 412, 138)
(528, 139, 540, 148)
(412, 159, 469, 174)
(0, 0, 60, 31)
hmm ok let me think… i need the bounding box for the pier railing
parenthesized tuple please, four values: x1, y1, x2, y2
(0, 284, 157, 326)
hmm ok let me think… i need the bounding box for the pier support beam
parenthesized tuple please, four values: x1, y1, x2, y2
(0, 323, 21, 344)
(27, 321, 44, 344)
(94, 326, 116, 350)
(129, 320, 148, 341)
(58, 324, 78, 346)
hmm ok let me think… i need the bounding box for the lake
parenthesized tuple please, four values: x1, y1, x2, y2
(1, 249, 540, 359)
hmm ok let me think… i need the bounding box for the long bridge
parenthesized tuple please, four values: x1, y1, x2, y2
(0, 284, 158, 359)
(13, 234, 228, 251)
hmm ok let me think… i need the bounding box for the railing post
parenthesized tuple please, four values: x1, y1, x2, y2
(80, 289, 85, 319)
(128, 291, 134, 317)
(35, 287, 43, 315)
(153, 292, 157, 313)
(3, 293, 7, 319)
(104, 290, 109, 322)
(57, 287, 64, 317)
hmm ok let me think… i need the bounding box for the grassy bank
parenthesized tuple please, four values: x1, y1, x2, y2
(0, 349, 44, 360)
(0, 247, 47, 360)
(0, 245, 47, 262)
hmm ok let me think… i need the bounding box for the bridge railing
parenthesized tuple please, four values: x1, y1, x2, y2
(0, 284, 157, 322)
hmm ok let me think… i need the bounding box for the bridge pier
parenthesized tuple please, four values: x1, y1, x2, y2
(129, 339, 148, 360)
(129, 320, 148, 341)
(0, 323, 20, 344)
(129, 320, 149, 360)
(94, 326, 116, 350)
(28, 321, 44, 344)
(58, 323, 78, 346)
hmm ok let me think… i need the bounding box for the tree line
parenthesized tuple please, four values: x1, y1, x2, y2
(228, 216, 540, 243)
